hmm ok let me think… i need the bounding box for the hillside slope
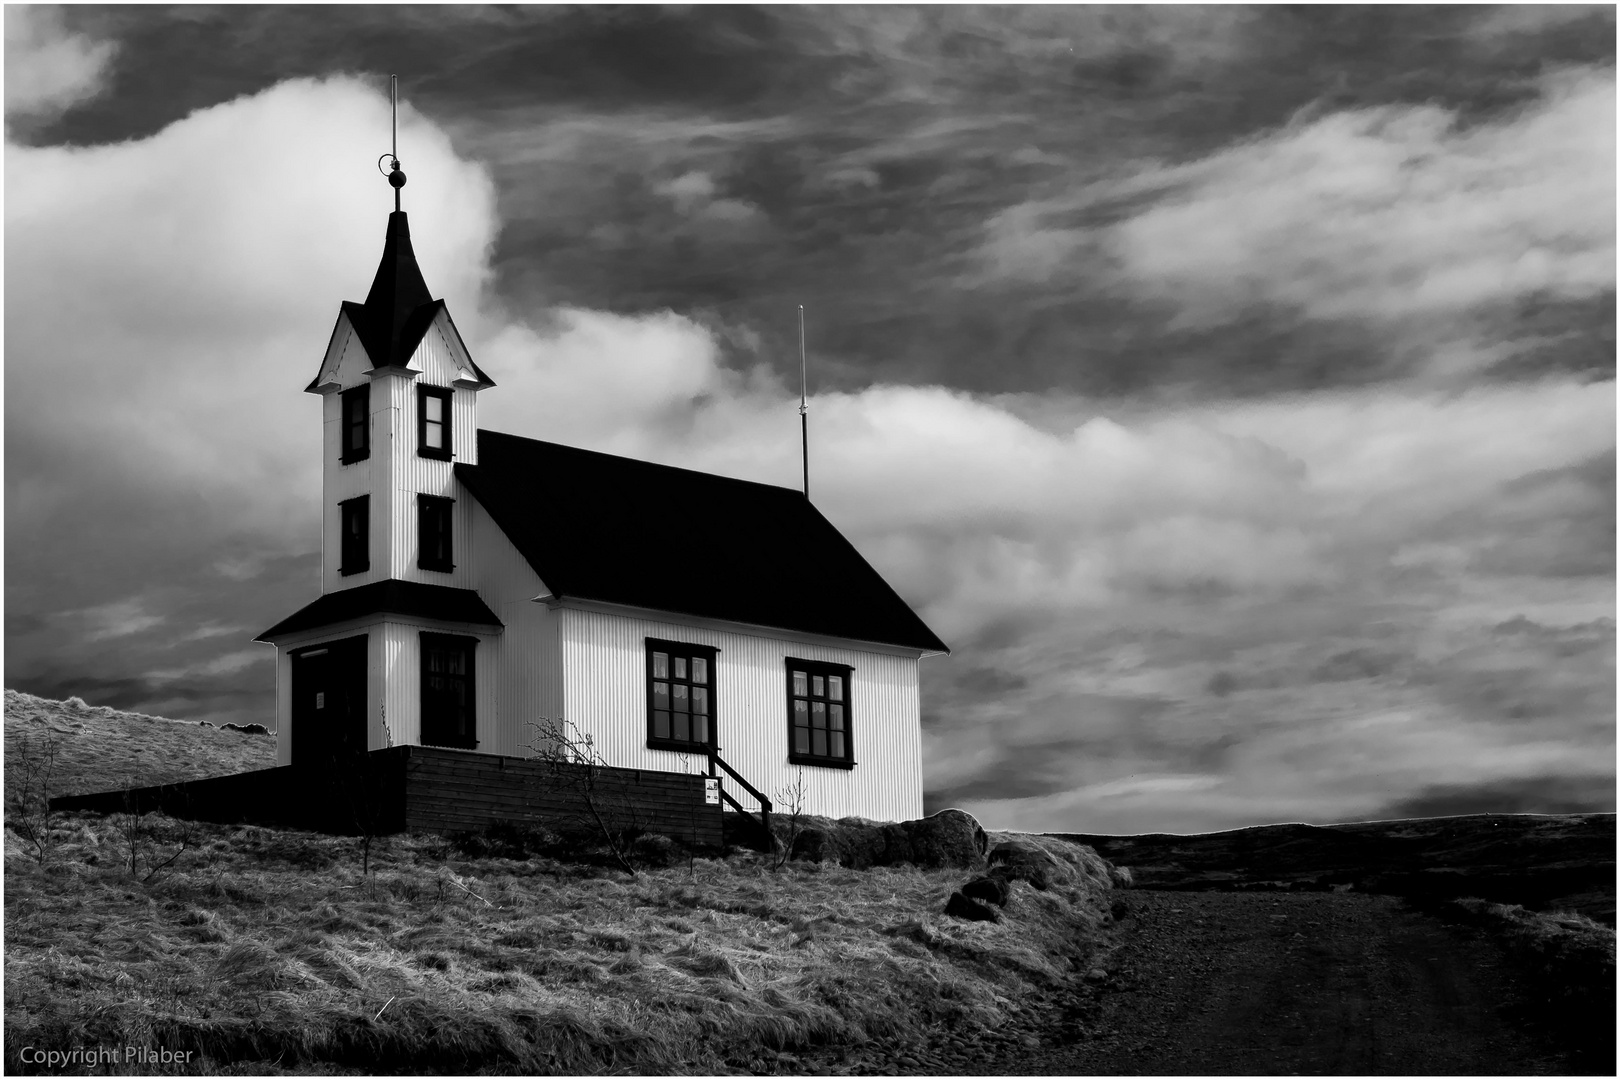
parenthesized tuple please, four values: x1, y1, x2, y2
(1058, 813, 1616, 924)
(4, 691, 1121, 1075)
(4, 689, 275, 798)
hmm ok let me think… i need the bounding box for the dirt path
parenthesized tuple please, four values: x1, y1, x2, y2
(982, 890, 1577, 1076)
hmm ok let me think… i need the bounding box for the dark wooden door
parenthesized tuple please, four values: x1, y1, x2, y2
(290, 634, 368, 768)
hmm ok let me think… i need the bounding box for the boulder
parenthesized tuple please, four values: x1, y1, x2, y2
(960, 875, 1010, 906)
(944, 890, 1001, 922)
(789, 809, 988, 870)
(907, 809, 988, 868)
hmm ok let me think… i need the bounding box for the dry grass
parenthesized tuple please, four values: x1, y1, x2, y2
(6, 818, 1114, 1074)
(4, 690, 274, 798)
(4, 693, 1119, 1074)
(1445, 897, 1615, 1072)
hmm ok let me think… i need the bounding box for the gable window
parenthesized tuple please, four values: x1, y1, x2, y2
(787, 659, 854, 768)
(339, 495, 369, 576)
(340, 384, 370, 463)
(417, 495, 454, 572)
(418, 385, 452, 460)
(646, 638, 717, 752)
(421, 633, 476, 748)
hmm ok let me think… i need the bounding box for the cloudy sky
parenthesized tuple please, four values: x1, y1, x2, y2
(6, 5, 1614, 834)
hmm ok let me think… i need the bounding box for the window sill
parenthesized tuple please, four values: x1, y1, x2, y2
(423, 738, 477, 751)
(339, 566, 368, 577)
(788, 754, 856, 771)
(418, 449, 453, 462)
(417, 563, 456, 573)
(647, 737, 713, 755)
(340, 454, 370, 466)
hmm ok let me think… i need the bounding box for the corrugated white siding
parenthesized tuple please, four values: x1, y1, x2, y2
(470, 498, 561, 757)
(558, 607, 923, 822)
(377, 619, 501, 751)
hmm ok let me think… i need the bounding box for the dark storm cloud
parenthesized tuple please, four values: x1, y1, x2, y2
(32, 6, 1615, 399)
(1376, 775, 1616, 820)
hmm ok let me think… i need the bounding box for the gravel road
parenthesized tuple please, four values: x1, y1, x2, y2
(802, 889, 1585, 1076)
(985, 890, 1577, 1076)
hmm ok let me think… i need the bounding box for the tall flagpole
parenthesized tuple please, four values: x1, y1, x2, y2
(799, 305, 809, 499)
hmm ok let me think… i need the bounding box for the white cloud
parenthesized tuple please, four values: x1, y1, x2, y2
(652, 168, 762, 225)
(978, 65, 1615, 374)
(6, 76, 498, 550)
(1111, 67, 1614, 323)
(4, 7, 116, 122)
(79, 600, 163, 642)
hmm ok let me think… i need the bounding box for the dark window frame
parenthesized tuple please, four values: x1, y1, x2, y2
(417, 384, 453, 461)
(645, 637, 718, 754)
(340, 384, 370, 464)
(417, 494, 455, 572)
(420, 632, 477, 749)
(338, 495, 369, 576)
(786, 658, 855, 769)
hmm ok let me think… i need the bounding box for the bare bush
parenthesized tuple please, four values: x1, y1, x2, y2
(523, 716, 647, 875)
(110, 796, 196, 883)
(8, 731, 60, 863)
(772, 768, 809, 870)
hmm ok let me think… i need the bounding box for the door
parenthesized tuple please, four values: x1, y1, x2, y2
(290, 634, 368, 767)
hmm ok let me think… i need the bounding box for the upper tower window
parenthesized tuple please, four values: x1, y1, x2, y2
(417, 494, 454, 572)
(341, 385, 370, 463)
(418, 385, 452, 460)
(339, 495, 369, 576)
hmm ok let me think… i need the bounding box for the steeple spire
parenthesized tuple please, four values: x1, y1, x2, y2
(385, 74, 406, 213)
(352, 212, 435, 370)
(344, 74, 433, 371)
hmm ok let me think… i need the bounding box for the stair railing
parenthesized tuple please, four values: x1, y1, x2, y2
(707, 747, 774, 852)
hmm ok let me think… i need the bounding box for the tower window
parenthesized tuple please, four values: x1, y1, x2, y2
(340, 384, 369, 463)
(339, 495, 369, 576)
(418, 385, 452, 460)
(418, 494, 454, 572)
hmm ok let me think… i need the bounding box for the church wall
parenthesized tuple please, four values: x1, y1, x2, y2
(466, 497, 562, 758)
(557, 606, 925, 822)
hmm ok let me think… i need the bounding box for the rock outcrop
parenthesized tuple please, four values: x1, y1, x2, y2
(789, 808, 988, 869)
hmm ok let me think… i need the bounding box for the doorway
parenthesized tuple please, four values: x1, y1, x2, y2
(290, 634, 368, 767)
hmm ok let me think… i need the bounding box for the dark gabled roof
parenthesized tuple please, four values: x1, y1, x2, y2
(306, 213, 494, 390)
(455, 430, 949, 653)
(255, 580, 503, 641)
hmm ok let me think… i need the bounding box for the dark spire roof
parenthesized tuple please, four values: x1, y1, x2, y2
(346, 211, 436, 370)
(455, 430, 950, 653)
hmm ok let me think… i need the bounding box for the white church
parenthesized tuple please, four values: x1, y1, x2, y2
(255, 163, 948, 826)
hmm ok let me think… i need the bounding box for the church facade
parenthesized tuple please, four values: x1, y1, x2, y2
(255, 203, 948, 824)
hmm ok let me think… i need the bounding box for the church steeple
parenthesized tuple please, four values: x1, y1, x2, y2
(305, 74, 494, 396)
(345, 210, 437, 371)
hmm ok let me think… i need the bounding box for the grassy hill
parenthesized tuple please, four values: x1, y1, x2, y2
(4, 692, 1120, 1075)
(4, 689, 275, 798)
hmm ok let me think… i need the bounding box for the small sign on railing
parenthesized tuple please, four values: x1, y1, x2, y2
(704, 778, 720, 805)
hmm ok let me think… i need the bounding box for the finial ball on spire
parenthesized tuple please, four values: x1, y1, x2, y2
(388, 159, 407, 189)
